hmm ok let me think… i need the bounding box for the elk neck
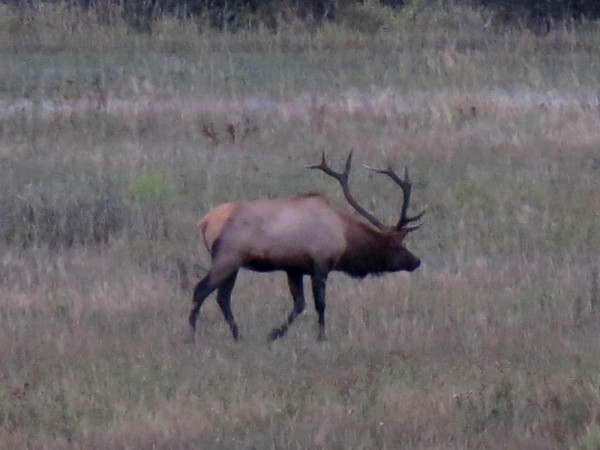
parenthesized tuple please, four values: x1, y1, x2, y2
(336, 219, 396, 279)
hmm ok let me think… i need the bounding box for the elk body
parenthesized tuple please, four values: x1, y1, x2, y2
(188, 152, 424, 343)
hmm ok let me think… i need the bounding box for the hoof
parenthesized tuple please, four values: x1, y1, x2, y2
(184, 328, 196, 344)
(268, 328, 283, 342)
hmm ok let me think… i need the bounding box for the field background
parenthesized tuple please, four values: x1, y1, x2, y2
(1, 3, 600, 449)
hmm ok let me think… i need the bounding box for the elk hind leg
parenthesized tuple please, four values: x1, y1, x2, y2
(187, 274, 219, 343)
(216, 270, 240, 340)
(268, 271, 305, 342)
(187, 263, 237, 343)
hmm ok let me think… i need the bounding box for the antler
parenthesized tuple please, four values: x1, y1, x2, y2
(307, 151, 385, 229)
(362, 164, 425, 232)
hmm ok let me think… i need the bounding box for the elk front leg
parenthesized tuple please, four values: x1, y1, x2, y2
(311, 271, 328, 342)
(268, 271, 306, 342)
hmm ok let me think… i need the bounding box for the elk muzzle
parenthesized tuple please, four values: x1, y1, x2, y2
(406, 255, 421, 272)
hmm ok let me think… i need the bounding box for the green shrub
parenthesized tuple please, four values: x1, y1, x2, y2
(126, 170, 179, 207)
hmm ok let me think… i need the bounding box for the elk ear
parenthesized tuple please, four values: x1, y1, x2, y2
(395, 225, 420, 241)
(395, 228, 409, 241)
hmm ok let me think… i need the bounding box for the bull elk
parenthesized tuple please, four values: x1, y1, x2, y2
(187, 152, 424, 343)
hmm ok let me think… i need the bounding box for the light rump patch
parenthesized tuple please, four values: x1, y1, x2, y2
(198, 202, 239, 253)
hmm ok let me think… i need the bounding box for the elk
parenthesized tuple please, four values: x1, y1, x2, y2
(187, 152, 424, 343)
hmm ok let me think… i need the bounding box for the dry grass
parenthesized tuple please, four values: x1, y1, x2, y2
(1, 3, 600, 449)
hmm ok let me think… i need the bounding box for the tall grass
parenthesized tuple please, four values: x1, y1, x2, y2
(1, 3, 599, 449)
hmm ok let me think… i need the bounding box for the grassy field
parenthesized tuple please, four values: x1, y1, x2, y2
(1, 4, 600, 449)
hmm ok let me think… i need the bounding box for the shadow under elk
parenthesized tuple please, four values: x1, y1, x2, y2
(187, 152, 424, 343)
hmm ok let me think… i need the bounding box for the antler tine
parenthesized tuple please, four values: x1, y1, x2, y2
(363, 164, 425, 231)
(307, 151, 385, 229)
(305, 150, 351, 181)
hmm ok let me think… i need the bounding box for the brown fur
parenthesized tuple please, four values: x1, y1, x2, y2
(198, 202, 238, 253)
(199, 194, 347, 272)
(188, 193, 421, 343)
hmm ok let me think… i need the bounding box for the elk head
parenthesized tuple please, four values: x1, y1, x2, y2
(307, 151, 424, 273)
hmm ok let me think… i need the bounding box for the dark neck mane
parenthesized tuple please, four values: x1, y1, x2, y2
(336, 220, 393, 279)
